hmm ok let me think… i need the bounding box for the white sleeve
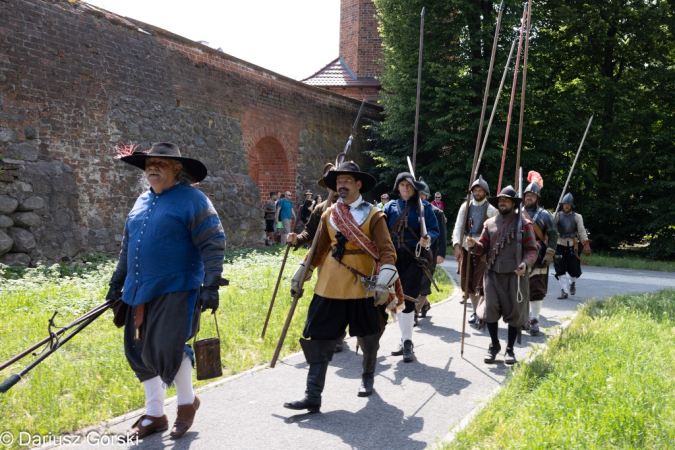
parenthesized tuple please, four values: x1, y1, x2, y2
(487, 203, 498, 218)
(575, 213, 589, 242)
(452, 203, 467, 247)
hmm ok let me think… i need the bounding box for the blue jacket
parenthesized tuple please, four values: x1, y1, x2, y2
(115, 183, 226, 305)
(384, 197, 440, 251)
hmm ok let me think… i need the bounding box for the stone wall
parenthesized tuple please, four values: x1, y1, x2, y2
(0, 0, 382, 265)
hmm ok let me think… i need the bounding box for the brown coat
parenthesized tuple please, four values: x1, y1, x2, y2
(310, 205, 396, 300)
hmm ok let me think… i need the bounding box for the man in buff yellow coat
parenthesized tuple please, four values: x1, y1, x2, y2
(284, 161, 402, 413)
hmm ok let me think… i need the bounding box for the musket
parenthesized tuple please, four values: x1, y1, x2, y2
(460, 0, 506, 358)
(406, 157, 439, 293)
(497, 5, 527, 194)
(554, 115, 594, 215)
(269, 99, 367, 368)
(514, 0, 534, 191)
(0, 301, 113, 393)
(0, 300, 112, 372)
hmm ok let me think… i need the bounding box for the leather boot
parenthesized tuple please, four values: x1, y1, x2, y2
(570, 282, 576, 295)
(170, 395, 200, 438)
(284, 338, 336, 413)
(356, 332, 382, 397)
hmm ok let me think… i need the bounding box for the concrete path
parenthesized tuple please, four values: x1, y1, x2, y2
(50, 261, 675, 450)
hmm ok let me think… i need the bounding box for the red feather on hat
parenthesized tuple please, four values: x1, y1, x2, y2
(527, 170, 544, 188)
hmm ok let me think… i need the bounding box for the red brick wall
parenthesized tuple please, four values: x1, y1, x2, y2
(0, 0, 382, 255)
(340, 0, 383, 79)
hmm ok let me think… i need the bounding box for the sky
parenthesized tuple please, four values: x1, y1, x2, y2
(82, 0, 341, 81)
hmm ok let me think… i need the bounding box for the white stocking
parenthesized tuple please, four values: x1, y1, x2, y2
(174, 353, 195, 406)
(142, 376, 165, 426)
(530, 300, 543, 321)
(398, 311, 415, 342)
(569, 276, 577, 285)
(558, 276, 569, 294)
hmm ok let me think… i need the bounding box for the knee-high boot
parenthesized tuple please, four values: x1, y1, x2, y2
(283, 338, 336, 413)
(356, 331, 383, 397)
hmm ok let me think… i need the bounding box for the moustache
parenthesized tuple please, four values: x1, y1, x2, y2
(146, 170, 161, 176)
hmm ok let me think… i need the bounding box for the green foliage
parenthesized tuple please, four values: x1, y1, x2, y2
(444, 290, 675, 449)
(372, 0, 675, 259)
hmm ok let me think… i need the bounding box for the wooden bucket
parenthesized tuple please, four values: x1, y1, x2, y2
(193, 314, 223, 381)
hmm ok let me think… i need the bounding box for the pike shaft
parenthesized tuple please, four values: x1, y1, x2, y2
(554, 115, 594, 214)
(412, 8, 425, 172)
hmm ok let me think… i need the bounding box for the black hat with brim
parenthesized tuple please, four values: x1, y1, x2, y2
(322, 161, 377, 193)
(393, 172, 426, 192)
(487, 185, 522, 209)
(121, 142, 208, 182)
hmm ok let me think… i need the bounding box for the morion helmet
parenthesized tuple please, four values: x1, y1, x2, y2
(560, 192, 575, 207)
(470, 175, 490, 196)
(524, 181, 541, 197)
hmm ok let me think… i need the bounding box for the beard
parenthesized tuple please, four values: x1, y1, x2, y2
(499, 205, 515, 216)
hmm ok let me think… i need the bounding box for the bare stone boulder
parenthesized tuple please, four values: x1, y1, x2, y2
(0, 230, 12, 255)
(10, 212, 41, 228)
(6, 142, 39, 162)
(8, 227, 36, 253)
(16, 196, 45, 212)
(0, 195, 18, 214)
(0, 252, 31, 267)
(0, 215, 13, 229)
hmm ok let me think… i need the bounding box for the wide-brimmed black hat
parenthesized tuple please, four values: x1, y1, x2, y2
(488, 185, 522, 208)
(317, 162, 335, 188)
(393, 172, 425, 192)
(322, 161, 377, 193)
(121, 142, 208, 182)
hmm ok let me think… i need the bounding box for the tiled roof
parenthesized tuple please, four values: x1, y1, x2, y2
(302, 57, 380, 87)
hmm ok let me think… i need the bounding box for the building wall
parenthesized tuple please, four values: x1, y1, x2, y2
(0, 0, 381, 265)
(340, 0, 383, 79)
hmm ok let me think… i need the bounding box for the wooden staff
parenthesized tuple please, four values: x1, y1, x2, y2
(460, 0, 506, 358)
(260, 243, 291, 338)
(412, 7, 425, 171)
(496, 5, 527, 194)
(514, 0, 533, 190)
(554, 115, 594, 215)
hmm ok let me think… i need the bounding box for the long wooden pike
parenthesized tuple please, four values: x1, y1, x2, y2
(411, 7, 425, 171)
(460, 0, 506, 358)
(514, 0, 533, 191)
(554, 115, 594, 215)
(497, 5, 527, 194)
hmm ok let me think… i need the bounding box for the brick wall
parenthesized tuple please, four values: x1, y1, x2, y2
(0, 0, 382, 263)
(340, 0, 383, 79)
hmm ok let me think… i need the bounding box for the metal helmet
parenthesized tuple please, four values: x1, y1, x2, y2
(560, 192, 575, 207)
(418, 180, 431, 197)
(470, 175, 490, 196)
(524, 181, 541, 197)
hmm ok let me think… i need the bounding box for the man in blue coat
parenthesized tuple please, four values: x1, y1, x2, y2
(384, 172, 440, 362)
(107, 143, 226, 440)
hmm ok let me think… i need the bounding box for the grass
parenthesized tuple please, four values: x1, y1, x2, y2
(0, 247, 453, 448)
(442, 289, 675, 450)
(584, 250, 675, 272)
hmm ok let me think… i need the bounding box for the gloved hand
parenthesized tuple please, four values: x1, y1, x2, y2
(583, 240, 591, 257)
(543, 247, 556, 267)
(374, 264, 399, 306)
(106, 270, 125, 301)
(200, 286, 219, 313)
(290, 262, 313, 297)
(106, 284, 123, 302)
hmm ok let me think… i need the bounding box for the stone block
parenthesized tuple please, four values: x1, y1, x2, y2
(17, 196, 46, 211)
(0, 129, 16, 143)
(0, 215, 13, 229)
(0, 252, 31, 267)
(6, 142, 39, 162)
(10, 212, 41, 228)
(0, 195, 18, 214)
(0, 230, 12, 255)
(8, 227, 36, 253)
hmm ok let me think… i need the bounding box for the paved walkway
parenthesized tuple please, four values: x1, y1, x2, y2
(51, 261, 675, 450)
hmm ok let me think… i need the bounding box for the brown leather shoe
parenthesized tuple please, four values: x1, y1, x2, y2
(124, 414, 168, 440)
(170, 395, 200, 438)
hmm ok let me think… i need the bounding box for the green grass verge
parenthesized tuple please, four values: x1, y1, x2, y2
(584, 251, 675, 272)
(0, 247, 453, 448)
(443, 289, 675, 450)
